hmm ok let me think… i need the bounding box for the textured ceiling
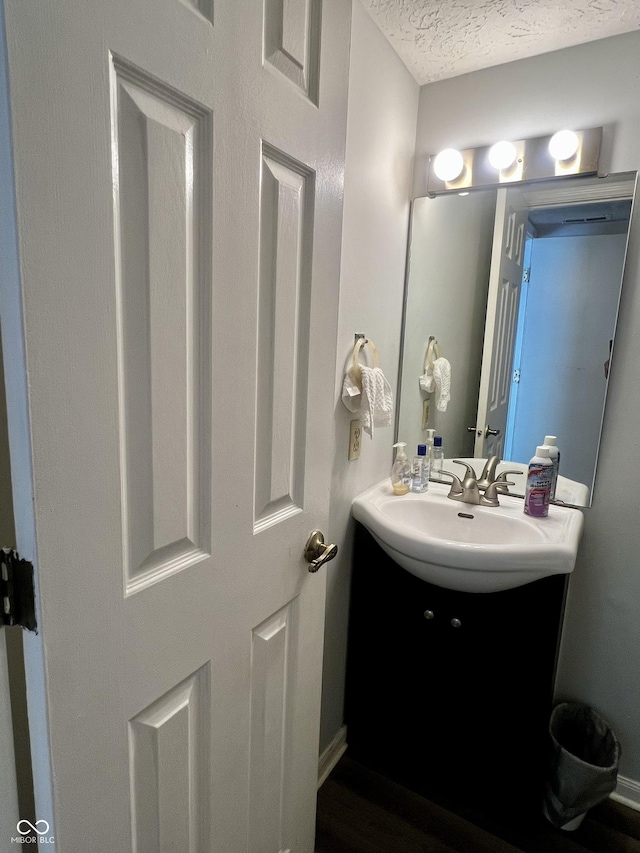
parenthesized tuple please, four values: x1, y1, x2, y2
(360, 0, 640, 84)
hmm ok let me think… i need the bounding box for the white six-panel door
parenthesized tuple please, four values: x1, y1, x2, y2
(0, 0, 350, 850)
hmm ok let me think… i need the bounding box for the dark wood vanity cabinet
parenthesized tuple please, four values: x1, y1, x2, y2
(345, 522, 568, 820)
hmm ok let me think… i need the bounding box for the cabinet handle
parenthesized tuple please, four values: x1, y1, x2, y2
(451, 618, 462, 628)
(423, 610, 434, 620)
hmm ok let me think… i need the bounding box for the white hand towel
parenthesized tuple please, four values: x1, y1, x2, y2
(359, 365, 393, 436)
(432, 357, 451, 411)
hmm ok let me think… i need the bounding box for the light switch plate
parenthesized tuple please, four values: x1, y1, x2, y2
(422, 400, 430, 430)
(349, 420, 361, 460)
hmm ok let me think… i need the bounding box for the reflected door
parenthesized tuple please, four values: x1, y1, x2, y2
(475, 189, 528, 458)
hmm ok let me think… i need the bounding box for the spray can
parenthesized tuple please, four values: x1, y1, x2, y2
(524, 446, 554, 518)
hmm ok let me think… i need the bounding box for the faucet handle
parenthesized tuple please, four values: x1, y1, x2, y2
(439, 470, 463, 497)
(481, 480, 515, 506)
(452, 460, 478, 481)
(495, 470, 523, 494)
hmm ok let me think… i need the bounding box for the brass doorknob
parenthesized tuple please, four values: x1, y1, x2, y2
(304, 531, 338, 573)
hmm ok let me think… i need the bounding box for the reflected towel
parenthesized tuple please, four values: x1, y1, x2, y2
(360, 365, 393, 436)
(420, 357, 451, 412)
(433, 357, 451, 411)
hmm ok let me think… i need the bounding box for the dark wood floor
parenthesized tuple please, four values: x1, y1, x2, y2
(316, 755, 640, 853)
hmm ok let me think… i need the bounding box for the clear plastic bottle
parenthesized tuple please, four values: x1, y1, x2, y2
(542, 435, 561, 500)
(391, 442, 412, 495)
(432, 436, 444, 473)
(411, 444, 429, 493)
(424, 428, 435, 471)
(524, 446, 554, 517)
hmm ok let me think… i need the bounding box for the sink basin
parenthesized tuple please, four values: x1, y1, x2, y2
(351, 479, 584, 593)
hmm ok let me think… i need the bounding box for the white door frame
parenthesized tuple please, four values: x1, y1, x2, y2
(0, 3, 54, 836)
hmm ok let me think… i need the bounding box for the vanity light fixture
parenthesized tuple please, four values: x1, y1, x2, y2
(433, 148, 464, 182)
(548, 129, 580, 161)
(488, 140, 517, 171)
(426, 126, 602, 195)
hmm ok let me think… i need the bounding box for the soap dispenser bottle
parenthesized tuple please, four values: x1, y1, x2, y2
(391, 442, 412, 495)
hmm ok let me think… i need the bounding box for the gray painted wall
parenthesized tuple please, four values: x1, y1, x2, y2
(321, 0, 418, 753)
(414, 31, 640, 785)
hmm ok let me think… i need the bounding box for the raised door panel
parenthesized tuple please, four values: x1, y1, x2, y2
(129, 665, 211, 853)
(178, 0, 213, 24)
(249, 600, 299, 853)
(254, 146, 314, 532)
(110, 56, 212, 595)
(264, 0, 321, 103)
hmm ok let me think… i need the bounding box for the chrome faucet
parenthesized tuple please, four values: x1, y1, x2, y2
(477, 456, 501, 490)
(441, 459, 516, 507)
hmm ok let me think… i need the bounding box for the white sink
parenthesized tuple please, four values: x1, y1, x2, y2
(351, 479, 584, 593)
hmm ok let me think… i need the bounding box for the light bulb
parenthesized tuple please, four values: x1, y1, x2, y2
(549, 130, 579, 161)
(488, 140, 517, 171)
(433, 148, 464, 182)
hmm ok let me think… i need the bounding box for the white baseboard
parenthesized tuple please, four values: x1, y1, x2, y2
(611, 775, 640, 812)
(318, 725, 347, 789)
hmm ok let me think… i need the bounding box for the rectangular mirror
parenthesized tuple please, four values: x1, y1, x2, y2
(397, 171, 637, 506)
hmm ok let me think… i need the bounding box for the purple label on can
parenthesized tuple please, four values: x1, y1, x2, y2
(524, 463, 552, 517)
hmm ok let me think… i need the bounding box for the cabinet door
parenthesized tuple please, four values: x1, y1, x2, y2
(346, 524, 566, 815)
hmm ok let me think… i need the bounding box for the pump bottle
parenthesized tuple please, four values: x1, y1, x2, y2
(391, 442, 412, 495)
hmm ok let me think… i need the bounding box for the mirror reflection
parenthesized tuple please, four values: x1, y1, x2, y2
(397, 172, 636, 506)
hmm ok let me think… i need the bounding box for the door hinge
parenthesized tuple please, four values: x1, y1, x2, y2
(513, 369, 521, 383)
(523, 268, 530, 283)
(1, 549, 37, 632)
